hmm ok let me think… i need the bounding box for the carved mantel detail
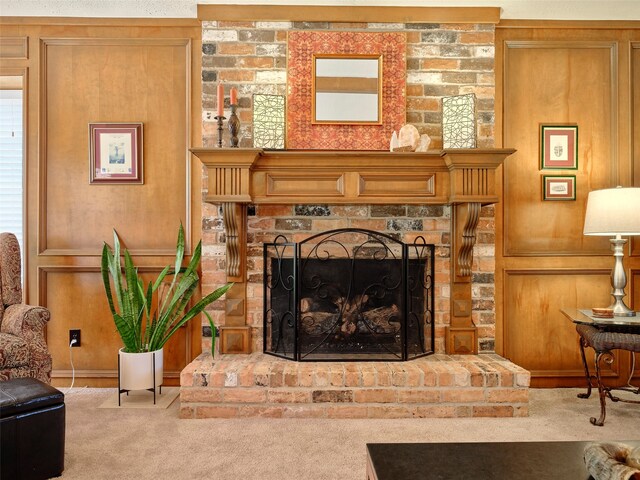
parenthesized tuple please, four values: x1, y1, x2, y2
(190, 148, 515, 354)
(221, 202, 244, 279)
(455, 202, 481, 280)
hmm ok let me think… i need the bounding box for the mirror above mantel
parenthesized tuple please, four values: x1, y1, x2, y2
(312, 55, 382, 125)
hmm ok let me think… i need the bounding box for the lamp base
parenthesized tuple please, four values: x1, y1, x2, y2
(607, 236, 636, 317)
(609, 302, 636, 317)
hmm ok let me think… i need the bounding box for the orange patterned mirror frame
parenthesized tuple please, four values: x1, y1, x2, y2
(286, 30, 406, 150)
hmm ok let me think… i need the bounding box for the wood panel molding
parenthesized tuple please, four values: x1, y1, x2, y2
(505, 41, 618, 183)
(38, 37, 193, 256)
(197, 5, 501, 24)
(632, 269, 640, 311)
(358, 173, 434, 198)
(498, 20, 640, 30)
(0, 17, 200, 27)
(37, 265, 175, 306)
(39, 265, 194, 382)
(267, 173, 345, 197)
(0, 36, 28, 59)
(40, 37, 192, 47)
(51, 369, 181, 379)
(528, 368, 620, 379)
(502, 269, 622, 383)
(503, 40, 619, 257)
(632, 43, 640, 257)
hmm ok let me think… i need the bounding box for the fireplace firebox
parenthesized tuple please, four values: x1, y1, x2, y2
(263, 229, 434, 361)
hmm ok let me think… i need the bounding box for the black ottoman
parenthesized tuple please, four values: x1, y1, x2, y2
(0, 378, 65, 479)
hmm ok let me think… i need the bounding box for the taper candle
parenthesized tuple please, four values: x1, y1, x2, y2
(217, 83, 224, 117)
(230, 87, 238, 105)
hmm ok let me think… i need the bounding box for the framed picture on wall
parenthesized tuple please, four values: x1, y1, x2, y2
(89, 122, 143, 184)
(542, 175, 576, 201)
(540, 124, 578, 170)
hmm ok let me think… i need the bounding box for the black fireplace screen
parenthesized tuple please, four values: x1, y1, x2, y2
(263, 228, 434, 361)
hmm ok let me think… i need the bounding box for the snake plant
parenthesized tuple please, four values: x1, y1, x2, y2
(101, 224, 232, 353)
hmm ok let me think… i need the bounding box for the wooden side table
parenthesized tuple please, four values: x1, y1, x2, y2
(561, 308, 640, 426)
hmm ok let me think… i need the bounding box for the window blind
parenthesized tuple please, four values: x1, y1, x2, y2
(0, 90, 24, 251)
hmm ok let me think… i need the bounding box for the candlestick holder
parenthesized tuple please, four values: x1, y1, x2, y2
(228, 104, 240, 148)
(214, 115, 226, 148)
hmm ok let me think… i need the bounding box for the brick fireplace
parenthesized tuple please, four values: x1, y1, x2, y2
(179, 11, 531, 419)
(196, 17, 500, 354)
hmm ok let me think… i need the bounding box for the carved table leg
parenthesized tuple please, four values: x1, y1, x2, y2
(577, 334, 593, 399)
(590, 350, 614, 427)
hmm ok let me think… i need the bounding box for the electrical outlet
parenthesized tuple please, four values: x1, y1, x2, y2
(69, 329, 81, 347)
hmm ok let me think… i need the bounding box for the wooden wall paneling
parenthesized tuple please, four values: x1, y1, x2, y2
(41, 267, 187, 385)
(632, 42, 640, 257)
(498, 20, 640, 30)
(494, 32, 506, 356)
(633, 270, 640, 311)
(0, 20, 202, 386)
(187, 30, 203, 360)
(632, 270, 640, 380)
(634, 43, 640, 188)
(0, 36, 28, 59)
(503, 269, 622, 387)
(496, 26, 640, 386)
(503, 41, 617, 257)
(39, 38, 192, 256)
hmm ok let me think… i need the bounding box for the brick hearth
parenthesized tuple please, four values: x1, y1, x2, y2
(180, 354, 530, 419)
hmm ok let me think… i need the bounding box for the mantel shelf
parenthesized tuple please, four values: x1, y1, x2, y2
(190, 147, 515, 206)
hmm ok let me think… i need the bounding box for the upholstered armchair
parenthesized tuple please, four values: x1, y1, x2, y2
(0, 232, 52, 383)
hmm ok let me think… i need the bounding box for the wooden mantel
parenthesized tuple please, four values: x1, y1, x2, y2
(190, 148, 515, 355)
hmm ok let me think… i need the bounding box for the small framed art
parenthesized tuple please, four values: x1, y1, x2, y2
(540, 124, 577, 170)
(542, 175, 576, 201)
(89, 122, 143, 184)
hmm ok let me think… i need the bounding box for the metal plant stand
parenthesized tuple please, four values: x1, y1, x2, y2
(117, 350, 163, 406)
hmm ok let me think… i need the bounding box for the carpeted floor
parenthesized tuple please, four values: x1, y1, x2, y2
(60, 388, 640, 479)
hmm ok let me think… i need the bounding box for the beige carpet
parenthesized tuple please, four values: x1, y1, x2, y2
(98, 387, 179, 409)
(60, 388, 640, 480)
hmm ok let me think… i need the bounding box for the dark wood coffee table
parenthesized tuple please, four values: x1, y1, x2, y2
(366, 441, 640, 480)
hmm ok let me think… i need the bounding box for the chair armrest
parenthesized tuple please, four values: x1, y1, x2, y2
(1, 304, 50, 345)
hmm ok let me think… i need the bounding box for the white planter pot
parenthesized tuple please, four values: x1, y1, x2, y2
(118, 348, 163, 391)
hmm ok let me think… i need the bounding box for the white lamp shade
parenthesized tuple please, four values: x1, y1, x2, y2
(583, 187, 640, 236)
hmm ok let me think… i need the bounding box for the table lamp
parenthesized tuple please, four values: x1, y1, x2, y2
(583, 186, 640, 317)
